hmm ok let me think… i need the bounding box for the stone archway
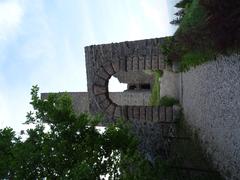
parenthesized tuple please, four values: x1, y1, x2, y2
(85, 38, 178, 159)
(92, 60, 173, 124)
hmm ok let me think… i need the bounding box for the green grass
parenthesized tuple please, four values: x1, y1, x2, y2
(180, 50, 217, 71)
(149, 70, 162, 106)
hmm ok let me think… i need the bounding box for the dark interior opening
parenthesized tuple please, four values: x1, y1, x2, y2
(128, 85, 137, 90)
(140, 84, 151, 90)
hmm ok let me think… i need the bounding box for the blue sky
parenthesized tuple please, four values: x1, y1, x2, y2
(0, 0, 178, 132)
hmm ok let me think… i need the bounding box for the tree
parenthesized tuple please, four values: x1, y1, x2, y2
(0, 86, 166, 179)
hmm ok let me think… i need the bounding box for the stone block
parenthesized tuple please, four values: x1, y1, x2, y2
(145, 56, 151, 70)
(104, 62, 115, 75)
(97, 67, 111, 80)
(146, 107, 153, 121)
(138, 56, 145, 70)
(151, 55, 159, 70)
(166, 107, 173, 122)
(94, 75, 107, 86)
(159, 55, 165, 70)
(122, 106, 128, 120)
(152, 107, 159, 122)
(159, 107, 166, 122)
(140, 106, 146, 121)
(100, 98, 111, 109)
(173, 105, 181, 121)
(95, 94, 107, 104)
(127, 57, 133, 71)
(133, 106, 140, 120)
(93, 85, 107, 95)
(133, 56, 139, 71)
(114, 106, 122, 118)
(112, 60, 120, 72)
(127, 106, 134, 120)
(105, 103, 116, 118)
(119, 58, 127, 71)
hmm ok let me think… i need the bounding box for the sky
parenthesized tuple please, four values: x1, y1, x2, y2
(0, 0, 178, 132)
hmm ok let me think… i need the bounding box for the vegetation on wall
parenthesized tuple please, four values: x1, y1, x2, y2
(162, 0, 240, 71)
(159, 96, 179, 107)
(149, 70, 162, 106)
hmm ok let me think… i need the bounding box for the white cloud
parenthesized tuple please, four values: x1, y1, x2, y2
(127, 16, 146, 41)
(140, 0, 172, 36)
(0, 1, 24, 40)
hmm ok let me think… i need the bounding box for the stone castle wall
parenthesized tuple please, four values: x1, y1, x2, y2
(41, 91, 151, 114)
(180, 54, 240, 179)
(84, 37, 179, 159)
(85, 37, 167, 116)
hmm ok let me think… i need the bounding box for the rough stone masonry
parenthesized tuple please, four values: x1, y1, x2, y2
(84, 37, 179, 160)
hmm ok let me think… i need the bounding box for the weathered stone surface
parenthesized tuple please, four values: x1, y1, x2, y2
(100, 98, 111, 109)
(140, 106, 146, 121)
(105, 103, 116, 117)
(181, 54, 240, 179)
(146, 107, 153, 121)
(95, 93, 107, 104)
(94, 75, 107, 86)
(112, 60, 120, 72)
(133, 56, 139, 71)
(97, 67, 111, 80)
(160, 70, 180, 100)
(127, 57, 133, 71)
(85, 37, 171, 161)
(166, 107, 173, 122)
(93, 85, 107, 95)
(104, 62, 115, 75)
(145, 56, 151, 70)
(119, 58, 126, 71)
(159, 54, 165, 70)
(152, 107, 159, 122)
(151, 55, 158, 70)
(173, 105, 181, 121)
(159, 107, 166, 122)
(138, 56, 145, 70)
(127, 106, 134, 120)
(133, 106, 140, 120)
(114, 106, 122, 118)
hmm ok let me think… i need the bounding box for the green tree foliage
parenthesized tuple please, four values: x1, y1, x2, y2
(164, 0, 239, 71)
(0, 86, 167, 179)
(200, 0, 240, 51)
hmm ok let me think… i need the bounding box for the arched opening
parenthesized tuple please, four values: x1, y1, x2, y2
(108, 75, 151, 106)
(108, 76, 127, 92)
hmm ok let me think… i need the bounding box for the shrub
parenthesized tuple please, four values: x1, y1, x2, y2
(159, 96, 179, 107)
(200, 0, 240, 51)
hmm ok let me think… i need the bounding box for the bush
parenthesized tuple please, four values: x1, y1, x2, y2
(164, 0, 239, 71)
(200, 0, 240, 51)
(159, 96, 179, 107)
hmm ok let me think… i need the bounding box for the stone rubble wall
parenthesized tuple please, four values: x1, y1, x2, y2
(180, 54, 240, 180)
(84, 37, 180, 159)
(85, 37, 167, 116)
